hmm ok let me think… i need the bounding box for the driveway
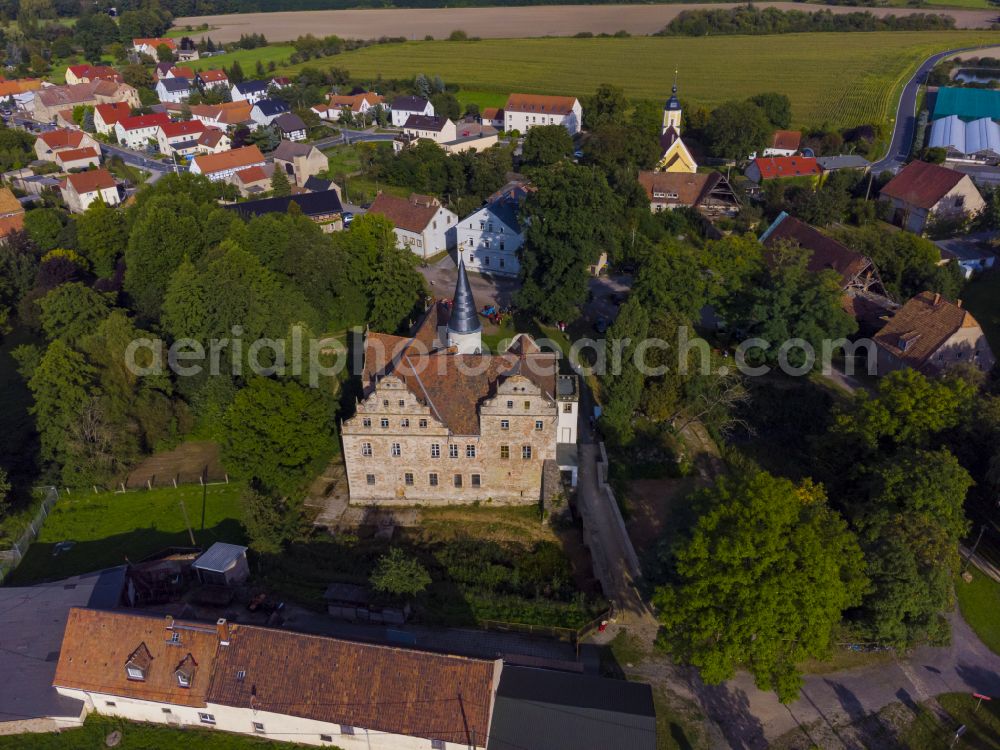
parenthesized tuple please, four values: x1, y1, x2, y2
(418, 252, 521, 307)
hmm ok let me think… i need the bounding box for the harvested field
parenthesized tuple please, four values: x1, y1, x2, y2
(275, 31, 1000, 129)
(173, 3, 1000, 42)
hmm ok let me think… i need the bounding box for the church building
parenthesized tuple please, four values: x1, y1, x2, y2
(655, 76, 697, 174)
(341, 261, 579, 505)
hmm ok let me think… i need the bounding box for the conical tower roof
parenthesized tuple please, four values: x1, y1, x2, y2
(665, 70, 681, 111)
(449, 258, 481, 334)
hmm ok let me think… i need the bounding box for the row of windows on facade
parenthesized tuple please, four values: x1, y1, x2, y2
(372, 398, 553, 412)
(362, 441, 538, 459)
(467, 252, 507, 268)
(469, 219, 509, 235)
(103, 706, 446, 748)
(363, 415, 553, 431)
(366, 471, 489, 487)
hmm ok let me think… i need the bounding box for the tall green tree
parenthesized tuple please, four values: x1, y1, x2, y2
(37, 283, 114, 346)
(521, 124, 574, 167)
(76, 201, 128, 277)
(370, 547, 432, 597)
(23, 208, 66, 253)
(582, 83, 628, 130)
(599, 297, 649, 445)
(270, 167, 292, 197)
(220, 377, 335, 496)
(26, 339, 93, 467)
(748, 92, 792, 129)
(654, 470, 867, 703)
(705, 100, 771, 161)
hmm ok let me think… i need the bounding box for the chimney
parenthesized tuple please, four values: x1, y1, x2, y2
(957, 299, 963, 308)
(933, 293, 941, 306)
(165, 614, 174, 630)
(217, 618, 230, 646)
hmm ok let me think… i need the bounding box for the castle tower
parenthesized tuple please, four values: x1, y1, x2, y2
(663, 71, 682, 135)
(447, 259, 482, 354)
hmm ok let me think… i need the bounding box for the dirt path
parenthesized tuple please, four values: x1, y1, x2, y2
(175, 3, 1000, 43)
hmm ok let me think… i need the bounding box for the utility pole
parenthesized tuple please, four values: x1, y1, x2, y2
(178, 499, 196, 546)
(200, 466, 207, 532)
(963, 524, 987, 573)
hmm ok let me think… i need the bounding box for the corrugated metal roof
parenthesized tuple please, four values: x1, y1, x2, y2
(933, 86, 1000, 122)
(192, 542, 247, 572)
(929, 115, 1000, 157)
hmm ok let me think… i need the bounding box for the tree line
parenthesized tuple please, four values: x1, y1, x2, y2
(659, 5, 956, 36)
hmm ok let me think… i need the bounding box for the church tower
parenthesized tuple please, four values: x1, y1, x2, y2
(663, 71, 682, 134)
(447, 259, 482, 354)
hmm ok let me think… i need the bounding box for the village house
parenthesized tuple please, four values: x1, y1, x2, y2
(230, 80, 270, 105)
(196, 127, 231, 155)
(64, 65, 122, 86)
(250, 99, 290, 128)
(55, 147, 101, 170)
(166, 66, 196, 80)
(115, 113, 171, 150)
(368, 192, 457, 259)
(188, 101, 253, 131)
(34, 129, 99, 162)
(31, 80, 140, 122)
(274, 113, 308, 142)
(93, 102, 132, 135)
(177, 37, 200, 62)
(53, 607, 496, 749)
(481, 107, 504, 129)
(457, 180, 530, 276)
(745, 155, 822, 184)
(873, 291, 994, 375)
(879, 159, 985, 235)
(638, 171, 739, 215)
(755, 129, 802, 158)
(656, 82, 697, 173)
(196, 69, 229, 91)
(156, 120, 207, 158)
(190, 145, 266, 182)
(132, 37, 177, 58)
(224, 189, 345, 232)
(60, 169, 119, 213)
(504, 93, 581, 135)
(0, 187, 25, 243)
(401, 114, 456, 144)
(0, 78, 43, 110)
(441, 121, 499, 154)
(271, 141, 329, 186)
(389, 94, 433, 127)
(342, 262, 579, 504)
(228, 165, 273, 197)
(314, 91, 383, 121)
(156, 77, 193, 104)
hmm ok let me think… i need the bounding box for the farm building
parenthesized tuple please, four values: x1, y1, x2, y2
(932, 86, 1000, 122)
(192, 543, 249, 586)
(879, 160, 985, 235)
(929, 115, 1000, 163)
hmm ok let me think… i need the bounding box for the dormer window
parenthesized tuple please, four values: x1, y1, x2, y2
(126, 666, 145, 681)
(125, 642, 153, 682)
(174, 653, 197, 689)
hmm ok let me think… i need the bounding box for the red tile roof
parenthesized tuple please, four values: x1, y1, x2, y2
(198, 69, 228, 83)
(880, 160, 968, 210)
(368, 192, 443, 233)
(67, 65, 122, 83)
(193, 145, 265, 176)
(118, 112, 171, 131)
(160, 120, 206, 138)
(95, 102, 131, 126)
(133, 37, 177, 50)
(771, 130, 802, 152)
(38, 128, 86, 149)
(233, 165, 268, 184)
(64, 169, 116, 194)
(168, 66, 195, 80)
(750, 156, 821, 180)
(504, 93, 578, 115)
(0, 213, 24, 238)
(55, 147, 100, 164)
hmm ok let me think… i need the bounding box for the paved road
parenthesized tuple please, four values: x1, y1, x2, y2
(872, 45, 996, 174)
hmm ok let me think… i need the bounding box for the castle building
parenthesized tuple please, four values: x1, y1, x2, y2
(341, 261, 579, 505)
(655, 75, 697, 174)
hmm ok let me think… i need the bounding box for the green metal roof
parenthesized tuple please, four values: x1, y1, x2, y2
(932, 87, 1000, 122)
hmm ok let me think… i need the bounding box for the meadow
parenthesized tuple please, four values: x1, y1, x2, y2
(187, 44, 297, 73)
(5, 483, 245, 584)
(276, 31, 1000, 130)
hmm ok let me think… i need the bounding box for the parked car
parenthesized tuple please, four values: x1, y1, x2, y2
(594, 316, 609, 334)
(342, 212, 355, 227)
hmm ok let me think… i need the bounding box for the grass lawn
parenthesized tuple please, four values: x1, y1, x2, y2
(962, 269, 1000, 355)
(956, 567, 1000, 656)
(902, 693, 1000, 750)
(0, 715, 327, 749)
(456, 90, 509, 111)
(187, 45, 296, 73)
(5, 483, 245, 585)
(322, 143, 364, 176)
(274, 31, 1000, 130)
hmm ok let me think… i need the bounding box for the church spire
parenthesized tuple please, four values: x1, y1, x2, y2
(447, 259, 482, 354)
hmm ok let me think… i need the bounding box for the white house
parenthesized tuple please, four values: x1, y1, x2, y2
(60, 169, 120, 213)
(457, 188, 527, 276)
(230, 80, 270, 105)
(93, 102, 132, 135)
(368, 192, 457, 259)
(402, 114, 456, 144)
(190, 145, 266, 181)
(273, 112, 307, 142)
(156, 120, 207, 158)
(156, 77, 193, 104)
(314, 92, 383, 121)
(132, 37, 176, 58)
(504, 93, 581, 135)
(250, 99, 290, 128)
(880, 159, 986, 235)
(115, 113, 171, 150)
(390, 95, 433, 127)
(54, 608, 497, 750)
(196, 69, 229, 91)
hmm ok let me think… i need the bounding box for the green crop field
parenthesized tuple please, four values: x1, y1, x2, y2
(188, 44, 296, 73)
(5, 483, 245, 585)
(276, 31, 1000, 130)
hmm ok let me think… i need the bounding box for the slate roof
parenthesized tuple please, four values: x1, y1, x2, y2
(760, 213, 868, 288)
(158, 77, 192, 93)
(272, 140, 315, 160)
(0, 569, 125, 724)
(274, 112, 306, 133)
(253, 99, 290, 117)
(304, 176, 334, 193)
(54, 608, 220, 708)
(403, 114, 449, 132)
(368, 192, 441, 233)
(206, 622, 496, 745)
(486, 666, 657, 750)
(880, 160, 967, 210)
(816, 154, 871, 171)
(391, 94, 430, 112)
(450, 259, 481, 334)
(223, 189, 344, 219)
(504, 93, 578, 115)
(234, 80, 269, 94)
(873, 291, 987, 371)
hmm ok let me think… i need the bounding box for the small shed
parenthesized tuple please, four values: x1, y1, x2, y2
(192, 542, 249, 586)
